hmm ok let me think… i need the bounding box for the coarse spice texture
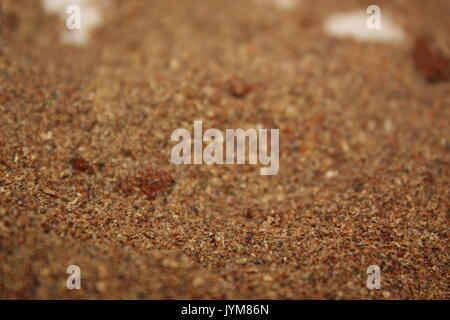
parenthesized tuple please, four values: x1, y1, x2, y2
(0, 0, 449, 299)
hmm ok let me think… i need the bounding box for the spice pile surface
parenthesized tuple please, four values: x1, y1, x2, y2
(0, 0, 448, 299)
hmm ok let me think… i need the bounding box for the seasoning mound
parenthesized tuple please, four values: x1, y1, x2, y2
(0, 0, 448, 299)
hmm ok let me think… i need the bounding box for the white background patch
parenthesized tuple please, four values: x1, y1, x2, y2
(254, 0, 300, 10)
(41, 0, 105, 45)
(324, 10, 405, 43)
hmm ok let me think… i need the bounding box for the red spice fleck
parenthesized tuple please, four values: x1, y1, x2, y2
(117, 166, 174, 200)
(71, 158, 94, 175)
(282, 126, 294, 134)
(228, 77, 253, 98)
(412, 36, 450, 83)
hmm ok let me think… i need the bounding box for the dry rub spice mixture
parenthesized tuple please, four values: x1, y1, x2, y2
(0, 0, 449, 299)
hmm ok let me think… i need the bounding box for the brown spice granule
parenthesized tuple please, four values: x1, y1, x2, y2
(227, 77, 254, 98)
(0, 7, 18, 34)
(412, 35, 450, 83)
(120, 148, 135, 159)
